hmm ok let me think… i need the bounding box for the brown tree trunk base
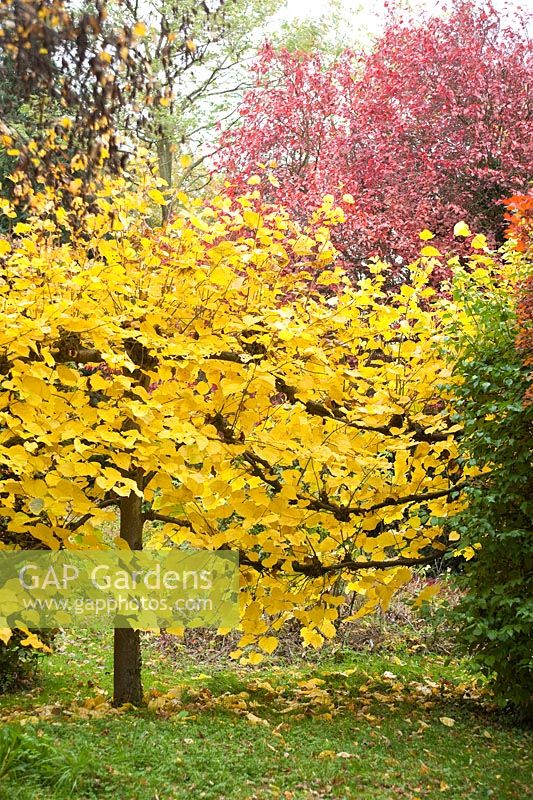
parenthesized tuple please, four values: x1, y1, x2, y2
(112, 485, 144, 706)
(113, 628, 143, 706)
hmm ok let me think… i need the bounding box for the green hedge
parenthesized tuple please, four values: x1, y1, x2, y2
(446, 263, 533, 717)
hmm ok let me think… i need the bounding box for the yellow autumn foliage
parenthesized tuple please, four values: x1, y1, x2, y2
(0, 162, 483, 657)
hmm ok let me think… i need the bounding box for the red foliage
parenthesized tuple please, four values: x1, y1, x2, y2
(217, 1, 532, 276)
(507, 194, 533, 405)
(503, 194, 533, 253)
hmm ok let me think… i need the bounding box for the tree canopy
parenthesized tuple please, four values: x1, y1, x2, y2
(217, 1, 532, 273)
(0, 161, 495, 697)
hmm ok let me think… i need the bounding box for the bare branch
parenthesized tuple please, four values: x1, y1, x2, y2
(53, 348, 103, 364)
(243, 450, 283, 492)
(67, 498, 119, 532)
(143, 510, 193, 529)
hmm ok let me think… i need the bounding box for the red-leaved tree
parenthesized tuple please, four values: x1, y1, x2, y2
(217, 1, 532, 276)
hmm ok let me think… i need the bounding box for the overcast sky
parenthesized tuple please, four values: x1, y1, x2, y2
(283, 0, 393, 29)
(279, 0, 531, 38)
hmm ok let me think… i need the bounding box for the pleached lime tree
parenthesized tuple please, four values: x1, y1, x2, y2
(1, 158, 480, 704)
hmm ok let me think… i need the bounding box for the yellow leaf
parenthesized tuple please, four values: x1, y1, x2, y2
(0, 239, 11, 255)
(243, 210, 262, 230)
(149, 189, 167, 206)
(180, 154, 193, 169)
(246, 175, 261, 185)
(259, 636, 279, 654)
(0, 628, 12, 645)
(112, 213, 125, 231)
(56, 364, 80, 387)
(453, 221, 471, 237)
(439, 716, 455, 727)
(189, 214, 210, 232)
(166, 626, 184, 636)
(301, 627, 324, 649)
(61, 318, 90, 332)
(414, 583, 440, 607)
(420, 246, 441, 258)
(471, 233, 487, 250)
(419, 229, 434, 240)
(319, 619, 337, 639)
(133, 21, 147, 37)
(209, 266, 234, 286)
(246, 712, 269, 726)
(20, 632, 52, 652)
(342, 193, 355, 204)
(248, 652, 264, 665)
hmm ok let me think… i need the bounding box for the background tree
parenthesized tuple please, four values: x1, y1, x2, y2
(0, 0, 231, 217)
(103, 0, 283, 200)
(270, 0, 376, 57)
(217, 0, 532, 276)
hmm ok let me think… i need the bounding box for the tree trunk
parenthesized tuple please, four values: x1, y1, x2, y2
(156, 136, 172, 223)
(113, 487, 144, 706)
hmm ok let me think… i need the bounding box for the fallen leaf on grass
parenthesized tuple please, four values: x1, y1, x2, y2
(318, 750, 355, 759)
(246, 712, 270, 726)
(439, 716, 455, 727)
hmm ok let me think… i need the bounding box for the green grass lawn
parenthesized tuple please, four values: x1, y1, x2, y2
(0, 632, 531, 800)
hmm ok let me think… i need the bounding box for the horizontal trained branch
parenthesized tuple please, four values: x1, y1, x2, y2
(67, 498, 120, 532)
(237, 549, 448, 577)
(143, 510, 194, 528)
